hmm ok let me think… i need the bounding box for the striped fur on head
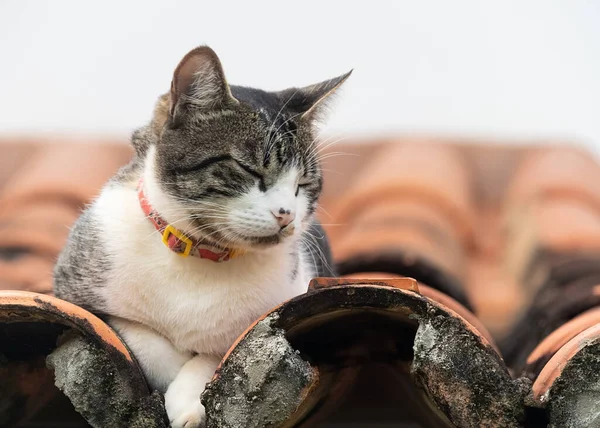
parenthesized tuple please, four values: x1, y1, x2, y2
(138, 45, 351, 250)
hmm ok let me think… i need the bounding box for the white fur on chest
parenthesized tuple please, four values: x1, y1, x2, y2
(94, 184, 309, 356)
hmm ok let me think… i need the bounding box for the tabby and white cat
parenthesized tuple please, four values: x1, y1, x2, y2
(53, 45, 349, 427)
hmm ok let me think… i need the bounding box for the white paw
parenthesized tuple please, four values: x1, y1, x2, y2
(164, 384, 206, 428)
(170, 407, 205, 428)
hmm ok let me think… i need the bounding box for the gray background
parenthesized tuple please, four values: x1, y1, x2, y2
(1, 1, 599, 154)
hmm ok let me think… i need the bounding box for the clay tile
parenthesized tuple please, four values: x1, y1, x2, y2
(531, 323, 600, 425)
(326, 274, 495, 347)
(204, 281, 524, 427)
(0, 140, 165, 426)
(506, 146, 600, 209)
(0, 141, 132, 215)
(506, 198, 600, 261)
(329, 142, 475, 247)
(334, 200, 465, 279)
(502, 148, 600, 300)
(501, 275, 600, 372)
(0, 290, 165, 426)
(0, 139, 132, 294)
(325, 142, 473, 307)
(525, 306, 600, 378)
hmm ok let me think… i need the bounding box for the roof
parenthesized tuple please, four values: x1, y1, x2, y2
(2, 136, 600, 427)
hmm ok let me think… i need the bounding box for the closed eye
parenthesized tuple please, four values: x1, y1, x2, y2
(174, 155, 263, 180)
(233, 159, 266, 191)
(172, 154, 266, 191)
(295, 182, 310, 196)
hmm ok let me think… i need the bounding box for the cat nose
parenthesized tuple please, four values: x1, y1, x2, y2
(272, 207, 295, 228)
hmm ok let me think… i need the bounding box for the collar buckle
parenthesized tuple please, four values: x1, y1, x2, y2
(162, 225, 193, 257)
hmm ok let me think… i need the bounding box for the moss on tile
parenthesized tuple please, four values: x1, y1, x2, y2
(545, 340, 600, 428)
(202, 313, 316, 428)
(411, 305, 530, 428)
(46, 332, 168, 428)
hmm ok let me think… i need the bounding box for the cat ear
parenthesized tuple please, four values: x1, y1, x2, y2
(169, 46, 238, 118)
(278, 70, 352, 122)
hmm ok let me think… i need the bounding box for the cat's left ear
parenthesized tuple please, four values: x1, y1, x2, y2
(278, 70, 352, 122)
(169, 46, 238, 119)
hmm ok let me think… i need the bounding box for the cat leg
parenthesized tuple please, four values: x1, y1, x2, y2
(164, 354, 221, 428)
(109, 317, 193, 392)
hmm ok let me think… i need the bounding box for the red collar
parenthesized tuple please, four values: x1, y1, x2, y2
(137, 179, 244, 262)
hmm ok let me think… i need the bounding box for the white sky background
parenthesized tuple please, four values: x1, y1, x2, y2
(0, 1, 599, 152)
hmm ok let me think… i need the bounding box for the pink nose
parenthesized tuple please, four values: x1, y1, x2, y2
(273, 207, 295, 228)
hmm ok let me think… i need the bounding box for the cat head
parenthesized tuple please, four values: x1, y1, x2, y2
(142, 45, 350, 251)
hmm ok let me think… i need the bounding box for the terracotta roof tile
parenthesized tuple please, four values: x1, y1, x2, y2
(2, 136, 600, 426)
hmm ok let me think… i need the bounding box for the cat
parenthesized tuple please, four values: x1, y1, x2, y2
(53, 45, 349, 427)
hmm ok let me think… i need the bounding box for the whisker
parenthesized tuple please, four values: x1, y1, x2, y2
(316, 205, 334, 220)
(264, 89, 300, 158)
(301, 232, 336, 276)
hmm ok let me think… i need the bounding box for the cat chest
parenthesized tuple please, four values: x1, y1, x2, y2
(148, 282, 270, 354)
(107, 257, 302, 355)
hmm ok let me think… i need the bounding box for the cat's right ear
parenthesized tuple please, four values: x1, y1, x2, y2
(169, 46, 238, 120)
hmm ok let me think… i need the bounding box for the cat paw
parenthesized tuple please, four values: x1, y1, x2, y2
(164, 386, 206, 428)
(170, 408, 205, 428)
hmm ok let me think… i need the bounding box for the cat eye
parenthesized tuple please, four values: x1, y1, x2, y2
(295, 182, 310, 196)
(233, 160, 267, 191)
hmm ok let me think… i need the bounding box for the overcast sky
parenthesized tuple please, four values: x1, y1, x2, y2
(1, 1, 599, 153)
